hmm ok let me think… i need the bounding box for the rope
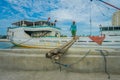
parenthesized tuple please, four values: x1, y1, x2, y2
(54, 49, 111, 80)
(58, 59, 62, 72)
(96, 0, 111, 10)
(54, 50, 91, 68)
(96, 49, 110, 79)
(100, 50, 110, 79)
(93, 1, 110, 18)
(69, 50, 91, 67)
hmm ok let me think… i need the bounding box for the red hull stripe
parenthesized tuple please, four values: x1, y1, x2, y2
(89, 35, 105, 45)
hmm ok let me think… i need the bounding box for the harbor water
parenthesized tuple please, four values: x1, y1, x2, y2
(0, 42, 14, 49)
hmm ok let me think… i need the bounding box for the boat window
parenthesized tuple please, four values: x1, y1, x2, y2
(103, 41, 112, 42)
(88, 41, 94, 42)
(101, 26, 120, 31)
(42, 21, 47, 26)
(36, 21, 49, 26)
(109, 27, 113, 31)
(109, 35, 120, 36)
(114, 41, 120, 42)
(102, 27, 108, 31)
(78, 41, 87, 42)
(12, 20, 57, 27)
(114, 27, 120, 30)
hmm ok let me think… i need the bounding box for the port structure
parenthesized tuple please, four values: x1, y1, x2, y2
(46, 36, 79, 61)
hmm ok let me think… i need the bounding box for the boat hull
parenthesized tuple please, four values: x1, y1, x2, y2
(11, 36, 120, 49)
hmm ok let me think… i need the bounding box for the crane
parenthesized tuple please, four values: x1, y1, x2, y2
(91, 0, 120, 10)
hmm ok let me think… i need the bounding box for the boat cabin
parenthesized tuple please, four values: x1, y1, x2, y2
(8, 20, 60, 39)
(100, 26, 120, 36)
(12, 20, 56, 27)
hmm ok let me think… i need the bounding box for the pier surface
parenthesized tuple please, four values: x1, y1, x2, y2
(0, 47, 120, 80)
(0, 69, 120, 80)
(0, 48, 120, 72)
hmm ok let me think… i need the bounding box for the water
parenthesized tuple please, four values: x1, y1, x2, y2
(0, 42, 14, 49)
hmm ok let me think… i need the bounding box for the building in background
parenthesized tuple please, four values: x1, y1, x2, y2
(100, 10, 120, 36)
(112, 10, 120, 26)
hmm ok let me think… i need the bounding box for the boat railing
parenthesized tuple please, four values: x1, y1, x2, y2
(9, 26, 61, 30)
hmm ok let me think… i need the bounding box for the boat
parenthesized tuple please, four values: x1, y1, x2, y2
(7, 0, 120, 49)
(7, 18, 120, 49)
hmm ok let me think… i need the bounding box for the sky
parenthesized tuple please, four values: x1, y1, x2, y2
(0, 0, 120, 36)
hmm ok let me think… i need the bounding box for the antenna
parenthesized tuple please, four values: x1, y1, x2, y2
(89, 0, 92, 36)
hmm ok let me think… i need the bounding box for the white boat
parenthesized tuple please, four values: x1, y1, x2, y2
(7, 20, 120, 49)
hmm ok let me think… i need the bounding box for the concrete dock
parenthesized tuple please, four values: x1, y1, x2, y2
(0, 48, 120, 73)
(0, 69, 120, 80)
(0, 47, 120, 80)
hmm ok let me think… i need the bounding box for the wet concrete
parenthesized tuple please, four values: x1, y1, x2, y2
(0, 69, 120, 80)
